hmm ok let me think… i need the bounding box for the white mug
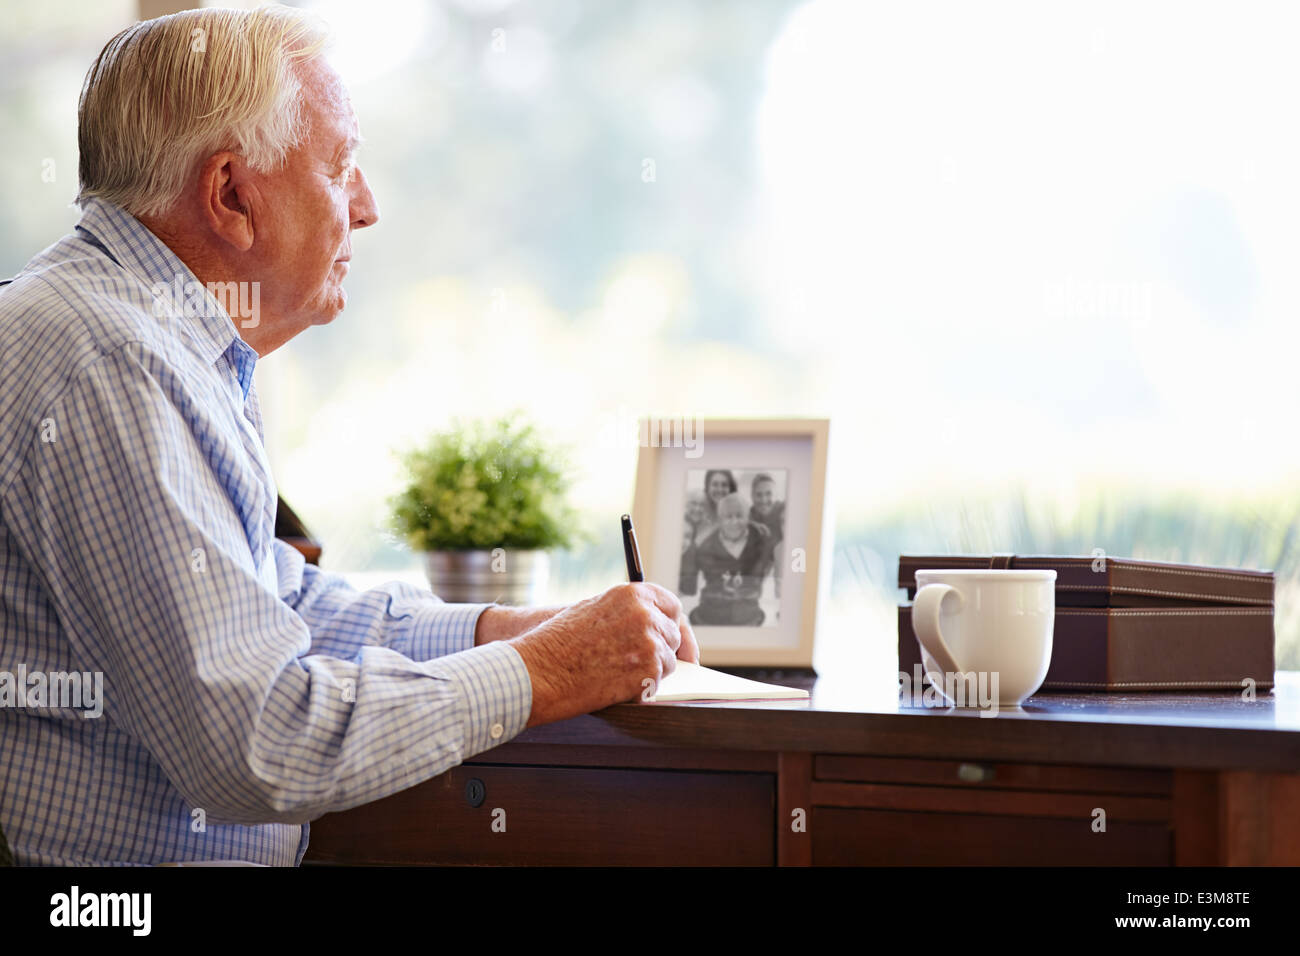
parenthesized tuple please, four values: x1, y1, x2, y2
(912, 569, 1056, 707)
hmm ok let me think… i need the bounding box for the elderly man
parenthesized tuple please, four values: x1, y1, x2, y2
(0, 5, 696, 866)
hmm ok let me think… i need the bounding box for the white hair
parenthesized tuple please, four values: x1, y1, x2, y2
(717, 492, 751, 518)
(76, 4, 331, 219)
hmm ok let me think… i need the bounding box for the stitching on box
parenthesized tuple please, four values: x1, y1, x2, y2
(1053, 584, 1274, 605)
(1055, 608, 1274, 617)
(1014, 558, 1271, 583)
(1043, 680, 1275, 689)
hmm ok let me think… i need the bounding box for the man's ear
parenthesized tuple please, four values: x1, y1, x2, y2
(197, 152, 255, 252)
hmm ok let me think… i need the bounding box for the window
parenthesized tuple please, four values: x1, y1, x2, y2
(6, 0, 1296, 671)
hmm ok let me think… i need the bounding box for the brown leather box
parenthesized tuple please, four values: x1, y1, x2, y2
(897, 555, 1275, 691)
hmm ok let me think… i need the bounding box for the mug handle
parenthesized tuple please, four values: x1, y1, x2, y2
(912, 583, 965, 675)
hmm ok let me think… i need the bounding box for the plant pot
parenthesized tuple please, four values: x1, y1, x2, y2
(423, 549, 549, 605)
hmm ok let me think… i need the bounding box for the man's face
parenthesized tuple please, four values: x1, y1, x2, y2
(752, 480, 774, 514)
(246, 56, 378, 332)
(719, 499, 748, 541)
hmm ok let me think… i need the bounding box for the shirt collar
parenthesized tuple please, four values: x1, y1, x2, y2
(74, 197, 259, 397)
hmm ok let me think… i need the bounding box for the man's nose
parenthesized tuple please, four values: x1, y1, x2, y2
(350, 166, 380, 228)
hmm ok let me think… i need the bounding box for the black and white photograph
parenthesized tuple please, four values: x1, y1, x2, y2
(632, 418, 830, 667)
(677, 468, 788, 627)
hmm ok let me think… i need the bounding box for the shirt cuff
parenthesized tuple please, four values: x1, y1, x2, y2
(434, 640, 533, 759)
(400, 601, 496, 661)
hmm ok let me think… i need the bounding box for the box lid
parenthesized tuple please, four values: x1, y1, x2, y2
(897, 554, 1274, 607)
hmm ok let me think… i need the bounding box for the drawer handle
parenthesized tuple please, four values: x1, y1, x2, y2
(956, 763, 995, 783)
(465, 777, 486, 808)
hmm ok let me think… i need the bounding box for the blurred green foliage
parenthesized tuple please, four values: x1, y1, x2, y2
(831, 486, 1300, 670)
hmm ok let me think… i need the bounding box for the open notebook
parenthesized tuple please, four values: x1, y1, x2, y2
(643, 660, 810, 702)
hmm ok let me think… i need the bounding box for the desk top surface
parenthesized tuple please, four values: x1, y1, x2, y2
(513, 672, 1300, 773)
(701, 669, 1300, 729)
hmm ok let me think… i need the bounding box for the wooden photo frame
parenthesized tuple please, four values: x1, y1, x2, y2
(631, 418, 831, 669)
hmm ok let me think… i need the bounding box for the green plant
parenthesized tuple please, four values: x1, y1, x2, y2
(389, 416, 577, 552)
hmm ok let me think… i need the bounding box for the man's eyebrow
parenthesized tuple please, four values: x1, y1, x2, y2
(335, 133, 365, 163)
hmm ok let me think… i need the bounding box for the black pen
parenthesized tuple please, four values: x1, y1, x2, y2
(621, 514, 644, 582)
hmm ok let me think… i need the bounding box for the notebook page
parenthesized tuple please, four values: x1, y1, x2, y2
(644, 660, 810, 702)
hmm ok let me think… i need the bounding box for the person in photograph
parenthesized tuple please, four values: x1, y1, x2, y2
(749, 473, 784, 544)
(679, 493, 777, 626)
(680, 469, 775, 607)
(750, 472, 786, 599)
(696, 469, 772, 545)
(703, 469, 737, 523)
(678, 490, 709, 593)
(683, 489, 712, 551)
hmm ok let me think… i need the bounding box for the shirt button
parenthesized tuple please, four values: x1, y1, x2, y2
(490, 722, 504, 740)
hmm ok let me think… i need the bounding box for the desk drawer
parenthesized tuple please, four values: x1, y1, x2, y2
(815, 755, 1172, 795)
(306, 764, 774, 866)
(806, 755, 1173, 865)
(813, 808, 1171, 865)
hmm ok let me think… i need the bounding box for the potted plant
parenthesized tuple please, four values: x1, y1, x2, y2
(388, 416, 576, 604)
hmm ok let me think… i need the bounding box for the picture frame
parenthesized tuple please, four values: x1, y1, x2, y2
(631, 418, 831, 669)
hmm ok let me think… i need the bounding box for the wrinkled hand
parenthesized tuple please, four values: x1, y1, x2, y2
(509, 582, 700, 728)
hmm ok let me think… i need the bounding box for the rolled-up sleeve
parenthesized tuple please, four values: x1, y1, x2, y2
(19, 340, 532, 825)
(272, 538, 494, 662)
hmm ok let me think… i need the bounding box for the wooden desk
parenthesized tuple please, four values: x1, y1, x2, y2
(303, 671, 1300, 866)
